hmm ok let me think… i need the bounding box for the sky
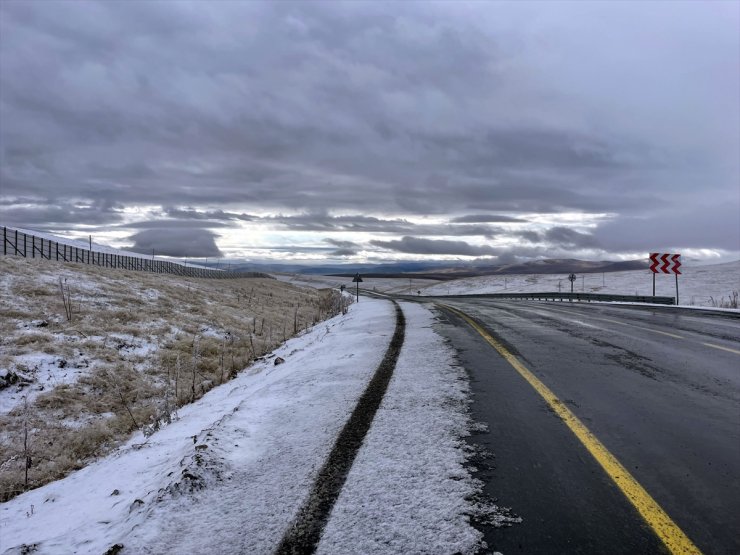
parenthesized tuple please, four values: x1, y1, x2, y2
(1, 0, 738, 266)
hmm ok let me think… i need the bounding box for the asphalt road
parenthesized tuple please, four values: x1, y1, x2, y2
(432, 300, 740, 555)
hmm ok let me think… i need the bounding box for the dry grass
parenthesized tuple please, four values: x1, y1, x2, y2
(0, 255, 349, 500)
(709, 291, 739, 309)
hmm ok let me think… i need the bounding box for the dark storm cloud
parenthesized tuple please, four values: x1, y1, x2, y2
(324, 238, 359, 248)
(515, 230, 542, 243)
(544, 227, 600, 249)
(120, 219, 232, 230)
(331, 248, 358, 257)
(164, 208, 256, 222)
(266, 214, 414, 233)
(264, 213, 499, 237)
(593, 203, 740, 253)
(1, 199, 123, 226)
(371, 237, 499, 257)
(126, 229, 223, 258)
(323, 238, 359, 257)
(0, 1, 737, 259)
(451, 214, 527, 224)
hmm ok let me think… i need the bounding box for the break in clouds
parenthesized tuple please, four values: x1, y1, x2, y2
(0, 1, 738, 262)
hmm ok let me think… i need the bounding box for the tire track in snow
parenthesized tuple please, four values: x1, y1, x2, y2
(275, 300, 405, 555)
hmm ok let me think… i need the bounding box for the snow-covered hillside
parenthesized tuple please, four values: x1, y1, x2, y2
(278, 261, 740, 308)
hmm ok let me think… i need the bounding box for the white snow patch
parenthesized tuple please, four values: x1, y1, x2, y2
(316, 302, 484, 554)
(0, 353, 86, 415)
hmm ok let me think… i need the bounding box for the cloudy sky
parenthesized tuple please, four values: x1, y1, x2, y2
(1, 1, 738, 265)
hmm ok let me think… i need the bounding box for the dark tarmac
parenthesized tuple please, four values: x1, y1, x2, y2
(434, 300, 740, 555)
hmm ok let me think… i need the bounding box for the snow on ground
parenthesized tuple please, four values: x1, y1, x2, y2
(316, 302, 488, 554)
(0, 298, 486, 555)
(274, 273, 439, 296)
(417, 261, 740, 307)
(277, 260, 740, 309)
(0, 352, 86, 415)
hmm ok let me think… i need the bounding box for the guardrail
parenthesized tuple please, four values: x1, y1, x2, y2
(425, 291, 676, 305)
(1, 226, 261, 280)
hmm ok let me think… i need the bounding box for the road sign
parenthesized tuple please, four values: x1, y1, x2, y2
(352, 273, 362, 302)
(649, 253, 681, 275)
(649, 253, 681, 304)
(568, 273, 576, 295)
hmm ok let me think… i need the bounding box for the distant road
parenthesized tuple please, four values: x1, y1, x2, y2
(433, 300, 740, 554)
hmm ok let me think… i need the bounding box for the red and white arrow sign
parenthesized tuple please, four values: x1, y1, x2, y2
(649, 253, 681, 274)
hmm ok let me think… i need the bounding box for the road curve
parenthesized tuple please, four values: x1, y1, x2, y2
(432, 300, 740, 555)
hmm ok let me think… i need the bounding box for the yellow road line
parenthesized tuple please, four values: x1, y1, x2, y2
(702, 343, 740, 355)
(441, 304, 703, 555)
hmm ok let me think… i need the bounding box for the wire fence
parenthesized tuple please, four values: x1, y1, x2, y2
(2, 226, 256, 279)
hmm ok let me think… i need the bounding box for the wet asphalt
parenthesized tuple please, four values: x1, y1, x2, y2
(432, 300, 740, 555)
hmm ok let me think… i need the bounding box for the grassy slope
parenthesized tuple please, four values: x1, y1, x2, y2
(0, 255, 346, 500)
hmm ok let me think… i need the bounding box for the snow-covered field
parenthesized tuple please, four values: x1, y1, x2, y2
(278, 260, 740, 309)
(0, 299, 499, 555)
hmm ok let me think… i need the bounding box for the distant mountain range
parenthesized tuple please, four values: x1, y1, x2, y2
(225, 258, 648, 280)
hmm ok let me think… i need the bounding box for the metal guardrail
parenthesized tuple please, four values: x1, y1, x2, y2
(426, 291, 676, 305)
(1, 226, 261, 280)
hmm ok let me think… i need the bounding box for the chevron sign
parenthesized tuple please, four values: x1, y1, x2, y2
(650, 253, 681, 275)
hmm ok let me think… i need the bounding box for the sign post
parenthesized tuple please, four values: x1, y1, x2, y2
(649, 253, 681, 304)
(352, 273, 363, 302)
(568, 273, 576, 294)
